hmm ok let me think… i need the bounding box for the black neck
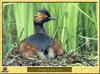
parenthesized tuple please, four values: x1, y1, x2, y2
(34, 22, 46, 34)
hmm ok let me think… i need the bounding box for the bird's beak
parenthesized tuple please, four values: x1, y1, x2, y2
(48, 17, 56, 20)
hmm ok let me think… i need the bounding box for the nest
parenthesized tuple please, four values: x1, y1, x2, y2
(3, 48, 97, 66)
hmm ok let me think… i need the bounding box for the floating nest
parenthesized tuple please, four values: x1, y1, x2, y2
(3, 48, 97, 66)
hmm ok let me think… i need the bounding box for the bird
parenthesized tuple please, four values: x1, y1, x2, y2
(18, 9, 63, 60)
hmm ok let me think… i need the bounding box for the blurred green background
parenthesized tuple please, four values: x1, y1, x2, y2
(3, 3, 97, 57)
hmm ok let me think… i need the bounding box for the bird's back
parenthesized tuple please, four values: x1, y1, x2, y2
(24, 33, 53, 52)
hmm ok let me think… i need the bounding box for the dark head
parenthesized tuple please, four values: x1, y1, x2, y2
(34, 9, 55, 24)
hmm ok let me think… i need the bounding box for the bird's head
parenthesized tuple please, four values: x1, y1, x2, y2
(34, 9, 56, 24)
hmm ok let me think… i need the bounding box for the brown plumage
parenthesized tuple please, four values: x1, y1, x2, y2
(51, 40, 63, 57)
(19, 41, 38, 58)
(19, 40, 63, 59)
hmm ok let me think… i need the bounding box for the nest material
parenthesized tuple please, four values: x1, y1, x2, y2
(3, 48, 97, 66)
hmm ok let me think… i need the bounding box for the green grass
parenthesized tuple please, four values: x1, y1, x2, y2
(3, 3, 97, 56)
